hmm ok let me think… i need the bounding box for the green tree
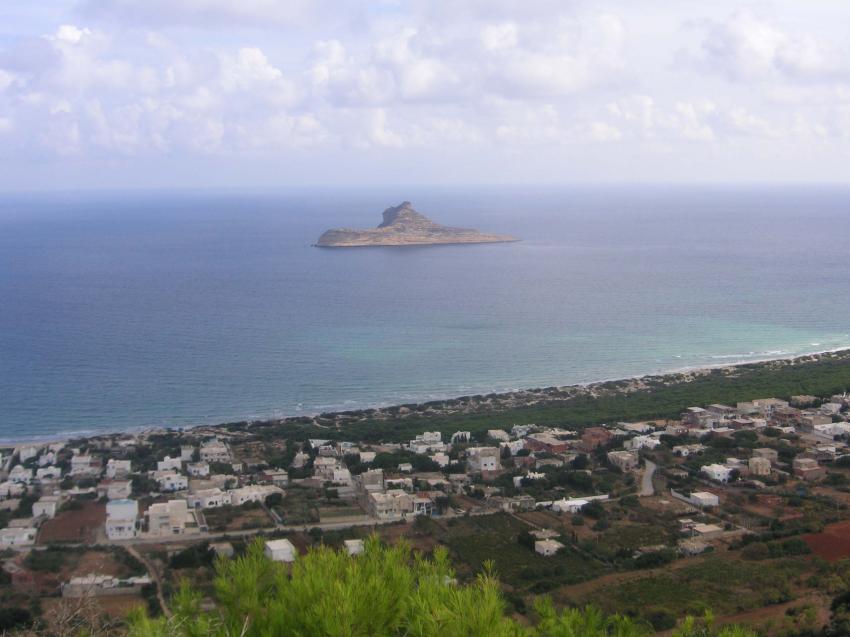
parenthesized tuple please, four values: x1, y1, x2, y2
(126, 537, 759, 637)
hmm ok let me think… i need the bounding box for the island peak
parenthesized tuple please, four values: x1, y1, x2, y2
(316, 201, 518, 248)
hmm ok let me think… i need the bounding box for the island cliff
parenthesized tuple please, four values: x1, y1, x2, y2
(315, 201, 519, 247)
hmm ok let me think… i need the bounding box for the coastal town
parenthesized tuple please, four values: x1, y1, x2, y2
(3, 386, 850, 633)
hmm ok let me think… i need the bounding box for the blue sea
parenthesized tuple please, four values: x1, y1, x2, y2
(2, 185, 850, 441)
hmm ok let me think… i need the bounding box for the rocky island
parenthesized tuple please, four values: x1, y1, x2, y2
(315, 201, 519, 247)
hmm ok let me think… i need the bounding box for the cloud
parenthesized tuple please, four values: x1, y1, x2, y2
(588, 121, 622, 142)
(1, 2, 850, 185)
(480, 23, 518, 52)
(697, 10, 846, 82)
(481, 13, 626, 98)
(76, 0, 325, 28)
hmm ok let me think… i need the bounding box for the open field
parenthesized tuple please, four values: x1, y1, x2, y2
(38, 501, 105, 544)
(804, 520, 850, 562)
(425, 513, 609, 593)
(202, 504, 271, 532)
(568, 553, 814, 622)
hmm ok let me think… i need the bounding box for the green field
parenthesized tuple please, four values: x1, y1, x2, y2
(433, 513, 609, 593)
(246, 350, 850, 443)
(573, 554, 813, 618)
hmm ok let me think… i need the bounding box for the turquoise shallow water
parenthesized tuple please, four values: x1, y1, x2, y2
(1, 185, 850, 441)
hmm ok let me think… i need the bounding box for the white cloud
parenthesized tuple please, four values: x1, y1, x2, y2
(0, 69, 16, 91)
(55, 24, 90, 45)
(367, 108, 404, 148)
(697, 10, 846, 82)
(588, 121, 622, 142)
(1, 2, 850, 184)
(480, 23, 518, 52)
(77, 0, 324, 27)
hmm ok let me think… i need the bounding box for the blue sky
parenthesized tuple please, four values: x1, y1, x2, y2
(1, 1, 850, 190)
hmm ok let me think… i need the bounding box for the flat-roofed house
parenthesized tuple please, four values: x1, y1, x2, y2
(534, 539, 565, 556)
(265, 538, 296, 562)
(607, 450, 638, 472)
(105, 499, 138, 540)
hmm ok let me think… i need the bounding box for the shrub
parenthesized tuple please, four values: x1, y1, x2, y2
(0, 608, 32, 632)
(169, 542, 215, 569)
(24, 547, 68, 571)
(634, 549, 676, 569)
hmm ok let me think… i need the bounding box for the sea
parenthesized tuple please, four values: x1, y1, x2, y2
(2, 185, 850, 442)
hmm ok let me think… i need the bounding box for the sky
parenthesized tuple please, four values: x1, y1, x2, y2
(2, 1, 850, 190)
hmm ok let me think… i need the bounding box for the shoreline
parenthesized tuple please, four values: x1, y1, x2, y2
(4, 344, 850, 446)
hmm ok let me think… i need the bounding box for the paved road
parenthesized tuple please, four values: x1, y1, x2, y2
(64, 507, 498, 549)
(639, 460, 656, 497)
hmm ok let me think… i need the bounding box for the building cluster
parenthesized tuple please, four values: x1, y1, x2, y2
(103, 437, 287, 540)
(1, 389, 846, 569)
(673, 396, 850, 485)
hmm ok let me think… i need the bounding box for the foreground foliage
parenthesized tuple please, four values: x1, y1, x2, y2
(127, 538, 756, 637)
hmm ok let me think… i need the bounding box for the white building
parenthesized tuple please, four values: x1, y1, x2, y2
(229, 485, 282, 507)
(187, 462, 210, 478)
(186, 488, 227, 509)
(18, 446, 40, 463)
(199, 439, 230, 463)
(265, 538, 297, 562)
(748, 457, 771, 477)
(624, 435, 661, 451)
(551, 498, 589, 514)
(672, 444, 706, 457)
(0, 527, 37, 548)
(689, 491, 720, 508)
(344, 539, 365, 556)
(157, 456, 183, 472)
(551, 494, 609, 514)
(356, 469, 385, 494)
(105, 459, 132, 479)
(409, 431, 445, 454)
(368, 490, 412, 520)
(487, 429, 510, 442)
(451, 431, 471, 444)
(33, 495, 61, 519)
(607, 450, 639, 472)
(146, 500, 192, 536)
(701, 464, 734, 483)
(466, 447, 501, 473)
(37, 451, 56, 467)
(430, 452, 450, 468)
(513, 472, 545, 487)
(313, 457, 339, 481)
(180, 445, 195, 462)
(153, 471, 188, 492)
(332, 468, 352, 485)
(291, 452, 310, 469)
(9, 465, 33, 484)
(105, 480, 133, 500)
(105, 499, 138, 540)
(500, 440, 526, 456)
(0, 481, 25, 499)
(70, 455, 99, 476)
(36, 466, 62, 482)
(534, 539, 565, 556)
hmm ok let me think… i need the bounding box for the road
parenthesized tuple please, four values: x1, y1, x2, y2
(59, 507, 499, 550)
(639, 460, 656, 497)
(126, 545, 171, 618)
